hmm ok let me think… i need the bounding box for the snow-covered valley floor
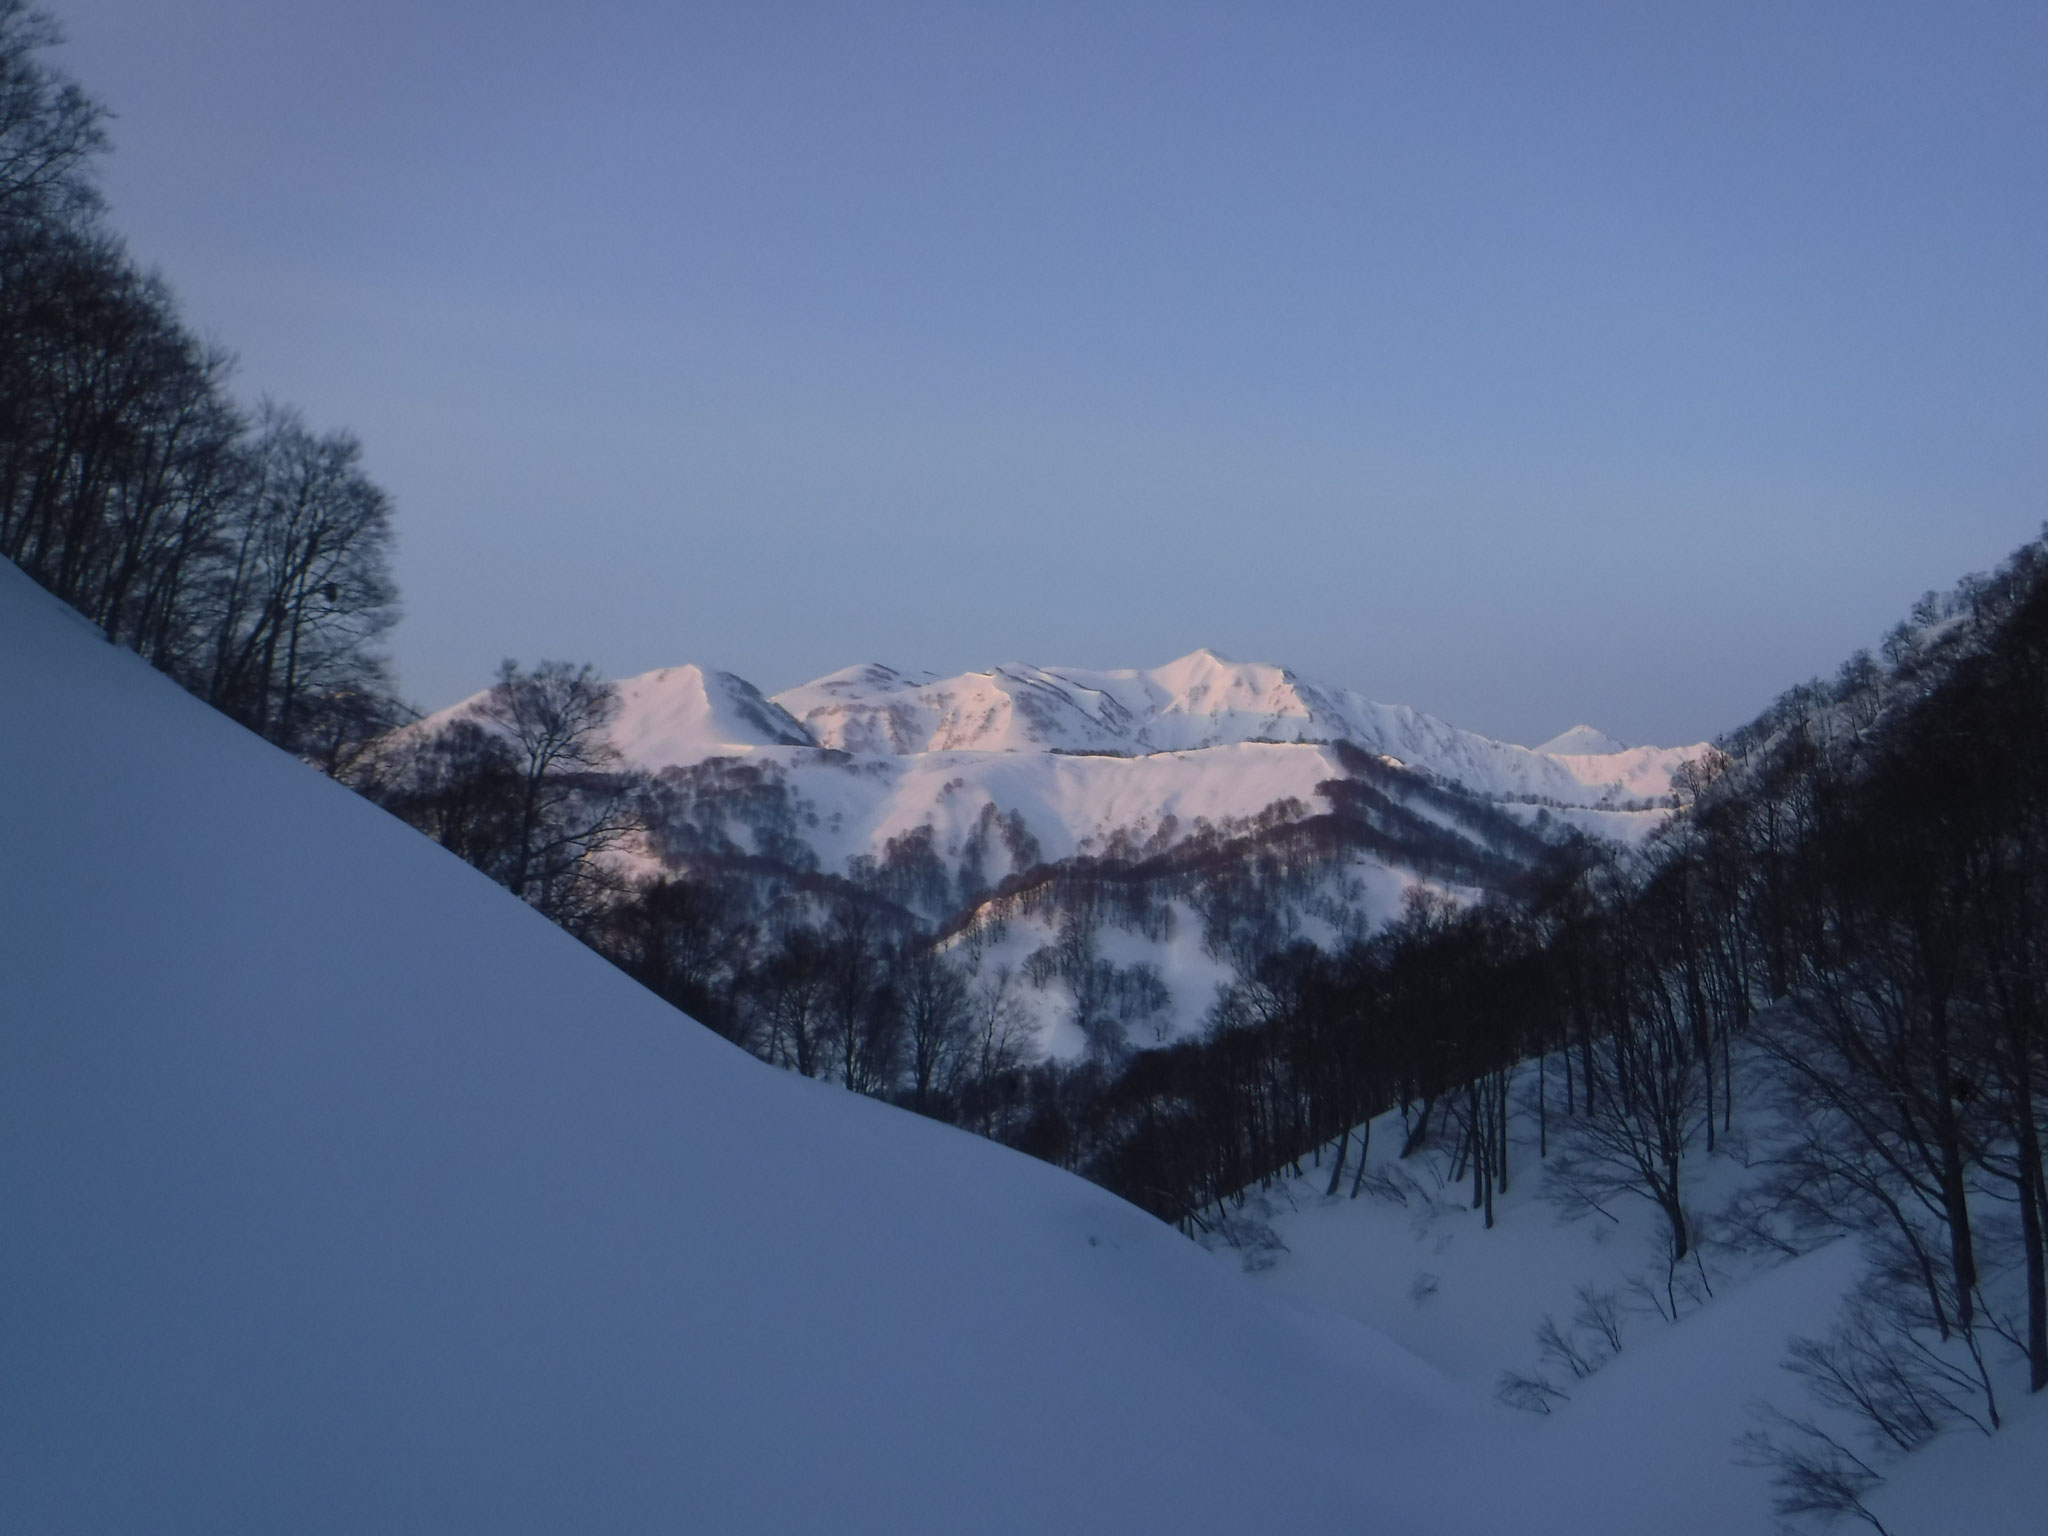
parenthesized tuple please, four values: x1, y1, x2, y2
(1222, 1091, 2048, 1534)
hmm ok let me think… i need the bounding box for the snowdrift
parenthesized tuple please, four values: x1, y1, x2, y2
(0, 560, 1466, 1534)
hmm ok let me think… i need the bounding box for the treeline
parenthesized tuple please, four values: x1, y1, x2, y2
(0, 4, 401, 766)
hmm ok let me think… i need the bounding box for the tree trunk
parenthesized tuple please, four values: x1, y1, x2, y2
(1350, 1114, 1372, 1198)
(2018, 1125, 2048, 1392)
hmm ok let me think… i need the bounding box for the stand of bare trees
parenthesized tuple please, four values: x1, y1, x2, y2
(1, 4, 402, 762)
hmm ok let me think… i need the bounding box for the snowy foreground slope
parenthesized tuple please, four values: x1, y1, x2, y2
(0, 563, 1475, 1533)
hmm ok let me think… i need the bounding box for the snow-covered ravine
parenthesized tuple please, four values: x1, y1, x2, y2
(1221, 1088, 2048, 1534)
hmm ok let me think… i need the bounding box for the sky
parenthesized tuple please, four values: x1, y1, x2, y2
(43, 0, 2048, 747)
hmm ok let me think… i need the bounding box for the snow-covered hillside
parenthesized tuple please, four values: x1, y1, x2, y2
(682, 738, 1355, 874)
(0, 559, 1472, 1533)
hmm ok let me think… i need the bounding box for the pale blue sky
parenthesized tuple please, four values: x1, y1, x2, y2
(48, 1, 2048, 745)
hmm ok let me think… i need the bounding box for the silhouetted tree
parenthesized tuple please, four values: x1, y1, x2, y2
(201, 403, 399, 751)
(475, 658, 634, 920)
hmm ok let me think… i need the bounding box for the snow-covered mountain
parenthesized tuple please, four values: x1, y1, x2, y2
(752, 649, 1701, 809)
(419, 649, 1710, 1057)
(433, 647, 1701, 817)
(416, 662, 813, 765)
(1532, 723, 1631, 756)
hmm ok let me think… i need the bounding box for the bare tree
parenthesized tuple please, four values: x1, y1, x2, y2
(594, 875, 753, 1042)
(748, 925, 833, 1079)
(897, 943, 971, 1115)
(355, 718, 524, 884)
(0, 2, 106, 229)
(473, 659, 636, 922)
(201, 403, 399, 752)
(960, 964, 1035, 1139)
(1547, 899, 1710, 1281)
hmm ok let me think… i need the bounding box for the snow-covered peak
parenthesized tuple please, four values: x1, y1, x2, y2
(1128, 651, 1324, 745)
(779, 661, 925, 703)
(415, 664, 814, 770)
(607, 664, 814, 769)
(1534, 724, 1631, 756)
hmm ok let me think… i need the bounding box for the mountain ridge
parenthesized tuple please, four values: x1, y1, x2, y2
(430, 648, 1704, 810)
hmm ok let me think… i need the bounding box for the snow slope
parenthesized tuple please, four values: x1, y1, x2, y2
(735, 738, 1353, 873)
(1230, 1108, 1857, 1535)
(0, 559, 1473, 1535)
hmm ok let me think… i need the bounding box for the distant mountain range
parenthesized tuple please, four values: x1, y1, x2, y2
(420, 650, 1712, 1055)
(441, 648, 1703, 810)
